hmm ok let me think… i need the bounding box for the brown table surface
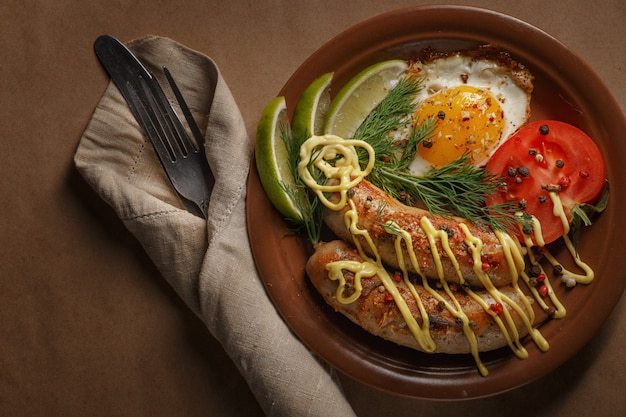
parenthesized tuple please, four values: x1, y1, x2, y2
(2, 1, 624, 416)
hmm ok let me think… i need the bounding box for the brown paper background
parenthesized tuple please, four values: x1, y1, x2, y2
(1, 1, 624, 416)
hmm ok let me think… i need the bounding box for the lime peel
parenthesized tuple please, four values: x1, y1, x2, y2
(323, 59, 409, 139)
(292, 72, 334, 143)
(255, 96, 304, 221)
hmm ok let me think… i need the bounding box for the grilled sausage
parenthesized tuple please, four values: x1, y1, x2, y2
(306, 240, 533, 354)
(324, 179, 524, 288)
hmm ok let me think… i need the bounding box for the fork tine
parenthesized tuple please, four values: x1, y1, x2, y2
(138, 79, 179, 161)
(126, 79, 176, 162)
(140, 75, 193, 160)
(162, 67, 205, 150)
(130, 79, 206, 217)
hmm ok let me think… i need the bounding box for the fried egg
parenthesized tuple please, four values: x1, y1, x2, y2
(407, 47, 534, 175)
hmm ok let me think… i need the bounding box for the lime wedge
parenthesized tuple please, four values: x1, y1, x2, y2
(292, 72, 333, 142)
(323, 60, 408, 139)
(255, 96, 303, 221)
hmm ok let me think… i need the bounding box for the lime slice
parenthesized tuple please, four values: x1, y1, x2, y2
(255, 96, 304, 221)
(323, 59, 408, 139)
(292, 72, 333, 142)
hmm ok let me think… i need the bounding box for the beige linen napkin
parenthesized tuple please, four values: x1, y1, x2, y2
(74, 35, 356, 417)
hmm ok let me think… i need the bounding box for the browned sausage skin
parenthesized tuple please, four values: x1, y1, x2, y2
(324, 179, 524, 288)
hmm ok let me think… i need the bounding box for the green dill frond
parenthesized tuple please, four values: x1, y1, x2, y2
(279, 122, 325, 244)
(353, 77, 422, 161)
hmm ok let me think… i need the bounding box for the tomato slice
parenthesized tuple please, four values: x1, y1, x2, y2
(485, 120, 606, 244)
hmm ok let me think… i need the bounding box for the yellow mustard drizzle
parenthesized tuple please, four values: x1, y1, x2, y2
(326, 260, 371, 304)
(544, 192, 594, 284)
(331, 199, 437, 352)
(298, 134, 595, 376)
(512, 190, 594, 319)
(494, 230, 534, 322)
(462, 225, 549, 355)
(384, 220, 485, 365)
(298, 134, 375, 211)
(411, 218, 488, 375)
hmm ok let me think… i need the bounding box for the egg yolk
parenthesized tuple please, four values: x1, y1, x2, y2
(416, 85, 504, 167)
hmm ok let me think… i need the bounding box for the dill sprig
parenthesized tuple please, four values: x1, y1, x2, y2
(280, 122, 324, 243)
(353, 77, 419, 147)
(370, 155, 518, 230)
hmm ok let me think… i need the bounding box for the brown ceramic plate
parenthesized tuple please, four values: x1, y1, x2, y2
(247, 5, 626, 400)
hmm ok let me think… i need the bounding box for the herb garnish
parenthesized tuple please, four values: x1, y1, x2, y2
(280, 122, 324, 243)
(568, 180, 609, 251)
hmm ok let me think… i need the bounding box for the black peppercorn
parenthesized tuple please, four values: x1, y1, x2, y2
(507, 167, 517, 177)
(517, 166, 530, 177)
(539, 124, 550, 135)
